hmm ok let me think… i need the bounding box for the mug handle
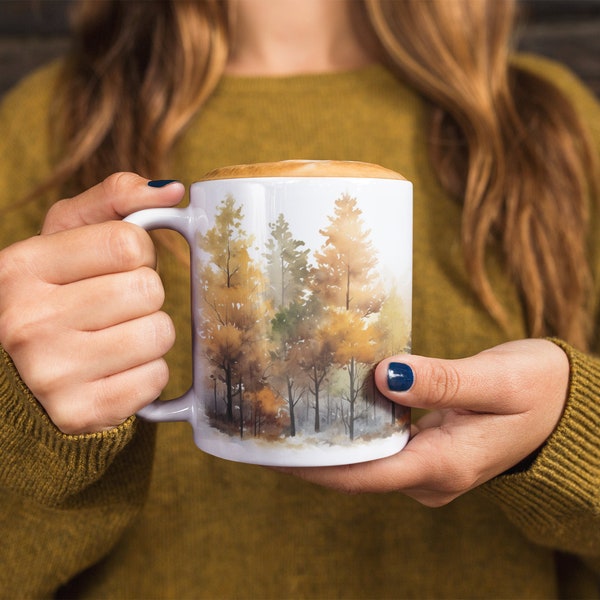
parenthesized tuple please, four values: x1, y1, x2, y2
(124, 206, 200, 424)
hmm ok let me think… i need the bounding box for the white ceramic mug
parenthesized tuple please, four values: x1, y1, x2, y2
(126, 160, 412, 466)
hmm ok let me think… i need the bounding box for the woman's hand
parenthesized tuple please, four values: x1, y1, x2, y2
(284, 339, 569, 506)
(0, 173, 184, 434)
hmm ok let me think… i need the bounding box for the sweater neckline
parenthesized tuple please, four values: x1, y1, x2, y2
(215, 63, 400, 94)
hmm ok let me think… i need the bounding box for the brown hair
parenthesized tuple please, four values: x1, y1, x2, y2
(48, 0, 229, 190)
(42, 0, 599, 349)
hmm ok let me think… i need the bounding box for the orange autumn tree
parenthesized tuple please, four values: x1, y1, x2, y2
(312, 193, 386, 439)
(196, 195, 272, 434)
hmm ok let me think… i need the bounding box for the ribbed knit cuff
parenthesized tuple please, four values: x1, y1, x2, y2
(482, 339, 600, 552)
(0, 345, 141, 507)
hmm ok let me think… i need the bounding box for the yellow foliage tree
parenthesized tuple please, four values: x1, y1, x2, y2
(196, 195, 272, 432)
(313, 193, 386, 439)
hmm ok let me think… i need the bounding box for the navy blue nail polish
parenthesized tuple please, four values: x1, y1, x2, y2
(148, 179, 178, 188)
(387, 362, 414, 392)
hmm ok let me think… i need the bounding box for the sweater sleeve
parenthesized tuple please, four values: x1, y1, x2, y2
(0, 347, 156, 597)
(0, 65, 156, 596)
(482, 341, 600, 570)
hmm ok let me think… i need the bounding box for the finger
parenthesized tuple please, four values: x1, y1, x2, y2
(374, 353, 503, 413)
(77, 311, 176, 381)
(373, 340, 566, 414)
(285, 413, 514, 501)
(8, 221, 157, 285)
(20, 311, 175, 397)
(41, 172, 185, 234)
(284, 442, 431, 496)
(94, 358, 172, 427)
(50, 267, 165, 331)
(48, 358, 170, 434)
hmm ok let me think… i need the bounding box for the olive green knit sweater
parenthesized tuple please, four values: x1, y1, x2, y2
(1, 56, 599, 599)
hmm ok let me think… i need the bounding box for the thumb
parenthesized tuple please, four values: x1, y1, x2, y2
(41, 172, 185, 234)
(374, 341, 549, 414)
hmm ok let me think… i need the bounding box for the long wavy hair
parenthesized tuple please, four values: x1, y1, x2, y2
(40, 0, 598, 350)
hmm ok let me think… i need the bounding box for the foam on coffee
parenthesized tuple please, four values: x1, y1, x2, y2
(201, 160, 406, 181)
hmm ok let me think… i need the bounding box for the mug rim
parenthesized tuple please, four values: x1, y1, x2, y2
(199, 160, 407, 182)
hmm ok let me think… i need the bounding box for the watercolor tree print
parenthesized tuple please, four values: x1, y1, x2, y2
(195, 192, 411, 446)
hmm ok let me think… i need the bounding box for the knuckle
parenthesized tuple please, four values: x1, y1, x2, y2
(105, 222, 153, 270)
(24, 361, 75, 419)
(95, 360, 170, 424)
(101, 172, 139, 198)
(0, 305, 22, 348)
(422, 361, 462, 407)
(0, 315, 27, 350)
(131, 267, 165, 308)
(135, 312, 176, 357)
(146, 358, 171, 398)
(0, 303, 49, 352)
(151, 312, 176, 352)
(43, 199, 72, 231)
(0, 241, 30, 284)
(90, 385, 125, 432)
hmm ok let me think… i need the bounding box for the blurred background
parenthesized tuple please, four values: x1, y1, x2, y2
(1, 0, 599, 99)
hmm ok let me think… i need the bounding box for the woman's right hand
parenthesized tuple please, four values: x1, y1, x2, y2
(0, 173, 185, 434)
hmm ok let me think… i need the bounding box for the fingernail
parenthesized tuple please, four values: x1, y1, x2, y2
(387, 362, 414, 392)
(148, 179, 179, 188)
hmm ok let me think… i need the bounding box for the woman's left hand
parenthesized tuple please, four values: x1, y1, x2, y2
(283, 339, 569, 506)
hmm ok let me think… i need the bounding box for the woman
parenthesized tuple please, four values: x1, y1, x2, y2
(0, 0, 598, 597)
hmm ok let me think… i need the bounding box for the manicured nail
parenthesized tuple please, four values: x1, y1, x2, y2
(148, 179, 179, 188)
(387, 362, 414, 392)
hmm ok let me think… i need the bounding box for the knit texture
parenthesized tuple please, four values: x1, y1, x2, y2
(0, 56, 599, 599)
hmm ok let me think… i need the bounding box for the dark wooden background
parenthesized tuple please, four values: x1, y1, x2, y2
(1, 0, 599, 98)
